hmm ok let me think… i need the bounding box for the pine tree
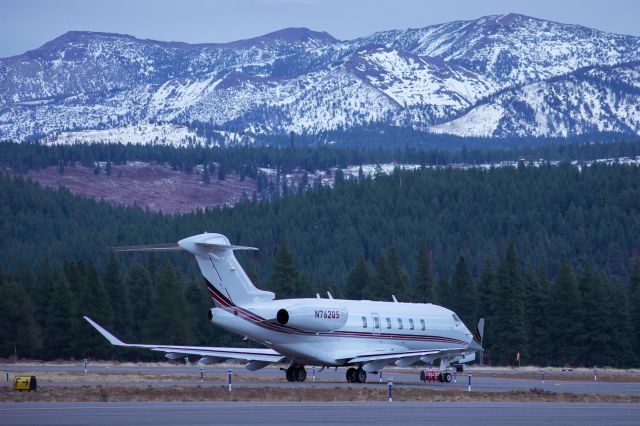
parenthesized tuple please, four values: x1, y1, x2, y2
(629, 260, 640, 362)
(413, 243, 434, 303)
(579, 266, 615, 366)
(43, 276, 75, 359)
(490, 243, 527, 365)
(386, 247, 410, 301)
(63, 259, 83, 297)
(345, 256, 370, 300)
(548, 262, 584, 366)
(185, 275, 213, 345)
(435, 275, 450, 308)
(126, 262, 152, 341)
(363, 254, 390, 301)
(146, 260, 192, 344)
(449, 256, 478, 327)
(296, 273, 314, 298)
(104, 253, 132, 339)
(522, 266, 550, 366)
(609, 280, 634, 367)
(75, 263, 113, 359)
(477, 258, 495, 320)
(268, 239, 300, 299)
(0, 280, 41, 358)
(34, 258, 57, 329)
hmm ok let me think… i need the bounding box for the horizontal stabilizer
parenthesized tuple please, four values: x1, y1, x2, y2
(112, 241, 258, 253)
(112, 243, 183, 252)
(195, 242, 258, 251)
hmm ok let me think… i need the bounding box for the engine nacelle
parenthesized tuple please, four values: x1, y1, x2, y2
(276, 304, 348, 332)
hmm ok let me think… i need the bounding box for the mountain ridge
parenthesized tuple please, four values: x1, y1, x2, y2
(2, 13, 640, 144)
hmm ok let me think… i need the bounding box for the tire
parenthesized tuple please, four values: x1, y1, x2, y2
(296, 368, 307, 382)
(346, 367, 357, 383)
(356, 368, 367, 383)
(286, 368, 294, 382)
(437, 372, 444, 382)
(444, 372, 452, 383)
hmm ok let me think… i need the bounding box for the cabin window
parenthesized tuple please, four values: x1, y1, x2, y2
(386, 317, 392, 329)
(420, 319, 426, 331)
(373, 316, 380, 329)
(361, 316, 368, 328)
(397, 318, 403, 329)
(409, 318, 414, 330)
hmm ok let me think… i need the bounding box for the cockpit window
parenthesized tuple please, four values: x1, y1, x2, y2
(452, 314, 461, 323)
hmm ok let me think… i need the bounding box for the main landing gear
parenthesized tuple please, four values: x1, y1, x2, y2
(346, 367, 367, 383)
(285, 365, 307, 382)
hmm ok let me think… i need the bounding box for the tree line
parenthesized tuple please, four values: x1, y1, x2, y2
(1, 139, 639, 176)
(1, 237, 639, 368)
(1, 159, 640, 365)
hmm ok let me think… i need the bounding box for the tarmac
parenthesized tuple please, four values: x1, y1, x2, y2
(2, 364, 640, 396)
(1, 401, 639, 425)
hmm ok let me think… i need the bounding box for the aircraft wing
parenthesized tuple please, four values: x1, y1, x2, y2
(335, 347, 467, 371)
(83, 316, 285, 365)
(345, 348, 465, 364)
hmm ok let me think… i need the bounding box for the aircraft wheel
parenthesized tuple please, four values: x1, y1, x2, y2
(356, 368, 367, 383)
(296, 367, 307, 382)
(437, 372, 444, 382)
(444, 372, 452, 383)
(346, 367, 357, 383)
(286, 368, 295, 382)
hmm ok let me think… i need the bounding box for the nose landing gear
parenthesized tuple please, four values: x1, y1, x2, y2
(346, 367, 367, 383)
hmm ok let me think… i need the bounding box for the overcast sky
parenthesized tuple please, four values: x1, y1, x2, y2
(2, 0, 638, 58)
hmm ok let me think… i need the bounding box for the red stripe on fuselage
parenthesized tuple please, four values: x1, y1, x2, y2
(204, 279, 467, 344)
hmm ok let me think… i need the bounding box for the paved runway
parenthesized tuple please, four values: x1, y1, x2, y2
(2, 364, 640, 396)
(1, 402, 639, 425)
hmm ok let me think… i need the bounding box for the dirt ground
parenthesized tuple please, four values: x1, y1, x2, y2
(2, 361, 639, 403)
(3, 163, 257, 213)
(2, 385, 638, 403)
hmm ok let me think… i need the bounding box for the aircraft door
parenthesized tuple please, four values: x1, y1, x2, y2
(371, 313, 381, 335)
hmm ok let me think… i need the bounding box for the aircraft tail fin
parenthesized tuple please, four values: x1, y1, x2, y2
(178, 233, 275, 306)
(114, 233, 275, 307)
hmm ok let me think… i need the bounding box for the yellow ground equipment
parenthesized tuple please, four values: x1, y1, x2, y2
(13, 376, 37, 391)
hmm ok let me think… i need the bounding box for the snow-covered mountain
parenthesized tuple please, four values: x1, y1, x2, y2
(1, 13, 640, 144)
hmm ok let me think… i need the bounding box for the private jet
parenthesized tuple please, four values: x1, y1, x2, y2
(85, 233, 484, 383)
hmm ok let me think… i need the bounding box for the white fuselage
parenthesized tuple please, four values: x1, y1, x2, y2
(210, 297, 473, 366)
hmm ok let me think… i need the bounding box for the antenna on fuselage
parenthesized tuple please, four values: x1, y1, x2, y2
(392, 295, 398, 303)
(316, 293, 321, 299)
(327, 291, 333, 299)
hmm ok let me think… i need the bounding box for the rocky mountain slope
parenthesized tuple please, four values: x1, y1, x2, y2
(1, 13, 639, 143)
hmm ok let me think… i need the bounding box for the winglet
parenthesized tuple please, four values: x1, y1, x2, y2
(83, 316, 126, 346)
(467, 317, 484, 351)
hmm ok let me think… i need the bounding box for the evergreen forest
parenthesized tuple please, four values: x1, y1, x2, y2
(1, 146, 640, 368)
